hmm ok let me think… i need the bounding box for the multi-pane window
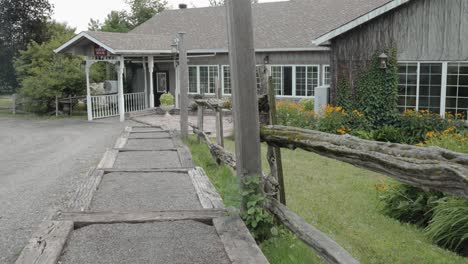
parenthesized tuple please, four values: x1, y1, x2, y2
(446, 63, 468, 116)
(189, 66, 198, 93)
(307, 66, 319, 96)
(223, 66, 231, 95)
(419, 63, 442, 113)
(188, 66, 219, 94)
(397, 63, 418, 111)
(271, 66, 283, 95)
(323, 65, 331, 86)
(222, 65, 319, 97)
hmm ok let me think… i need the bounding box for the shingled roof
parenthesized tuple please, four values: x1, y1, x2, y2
(56, 0, 394, 55)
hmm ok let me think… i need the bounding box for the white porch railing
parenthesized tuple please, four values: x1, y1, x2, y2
(90, 92, 146, 120)
(124, 92, 146, 113)
(91, 94, 119, 119)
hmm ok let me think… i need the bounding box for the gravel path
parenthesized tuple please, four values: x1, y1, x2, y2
(0, 117, 131, 263)
(60, 221, 230, 264)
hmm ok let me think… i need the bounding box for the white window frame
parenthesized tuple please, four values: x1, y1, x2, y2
(398, 61, 468, 117)
(322, 65, 330, 86)
(188, 65, 220, 95)
(269, 64, 320, 98)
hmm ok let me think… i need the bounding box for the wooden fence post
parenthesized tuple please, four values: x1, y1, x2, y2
(179, 32, 189, 140)
(215, 76, 224, 147)
(267, 77, 286, 205)
(226, 0, 262, 211)
(197, 105, 204, 143)
(11, 94, 16, 115)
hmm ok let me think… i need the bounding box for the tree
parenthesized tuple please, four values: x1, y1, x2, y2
(88, 0, 168, 33)
(14, 22, 86, 113)
(209, 0, 258, 6)
(0, 0, 53, 93)
(126, 0, 167, 28)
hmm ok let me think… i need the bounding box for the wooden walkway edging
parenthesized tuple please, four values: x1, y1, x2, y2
(16, 124, 268, 264)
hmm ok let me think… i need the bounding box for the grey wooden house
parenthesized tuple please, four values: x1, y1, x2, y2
(55, 0, 392, 121)
(313, 0, 468, 117)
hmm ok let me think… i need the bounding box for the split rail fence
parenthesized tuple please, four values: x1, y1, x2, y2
(192, 79, 468, 264)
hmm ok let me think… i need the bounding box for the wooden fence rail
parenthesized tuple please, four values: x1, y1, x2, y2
(260, 125, 468, 198)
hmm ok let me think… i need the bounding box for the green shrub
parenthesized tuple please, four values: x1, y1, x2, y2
(316, 106, 370, 135)
(160, 92, 174, 106)
(397, 110, 464, 144)
(336, 77, 353, 111)
(374, 125, 406, 143)
(299, 98, 314, 111)
(378, 183, 444, 227)
(276, 101, 315, 129)
(425, 198, 468, 255)
(426, 130, 468, 153)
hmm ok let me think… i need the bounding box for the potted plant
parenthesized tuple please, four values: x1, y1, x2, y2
(160, 92, 174, 116)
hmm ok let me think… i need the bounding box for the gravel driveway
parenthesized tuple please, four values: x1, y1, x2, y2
(0, 117, 130, 263)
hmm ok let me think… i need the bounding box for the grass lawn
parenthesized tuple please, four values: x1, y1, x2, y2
(186, 135, 467, 264)
(0, 95, 12, 108)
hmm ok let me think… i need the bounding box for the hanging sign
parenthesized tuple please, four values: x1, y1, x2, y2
(94, 45, 108, 56)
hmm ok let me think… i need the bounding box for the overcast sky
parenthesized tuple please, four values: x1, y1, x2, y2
(49, 0, 284, 32)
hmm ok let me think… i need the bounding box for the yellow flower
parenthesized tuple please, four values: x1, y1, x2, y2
(426, 131, 436, 138)
(337, 128, 347, 135)
(415, 142, 424, 147)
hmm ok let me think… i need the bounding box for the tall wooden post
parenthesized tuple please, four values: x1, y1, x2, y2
(55, 95, 58, 117)
(117, 57, 125, 122)
(226, 0, 262, 211)
(179, 32, 189, 140)
(215, 76, 224, 147)
(267, 77, 286, 205)
(148, 56, 155, 108)
(85, 59, 93, 121)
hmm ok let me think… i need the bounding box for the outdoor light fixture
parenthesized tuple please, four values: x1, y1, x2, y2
(171, 37, 180, 53)
(379, 53, 388, 70)
(264, 55, 270, 65)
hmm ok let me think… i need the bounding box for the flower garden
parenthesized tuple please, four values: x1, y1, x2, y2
(276, 100, 468, 257)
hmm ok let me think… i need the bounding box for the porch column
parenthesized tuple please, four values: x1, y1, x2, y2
(148, 56, 155, 108)
(118, 57, 125, 122)
(143, 58, 148, 108)
(85, 59, 93, 121)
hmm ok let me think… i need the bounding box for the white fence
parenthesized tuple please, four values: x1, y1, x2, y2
(90, 92, 146, 119)
(91, 94, 119, 119)
(124, 92, 146, 113)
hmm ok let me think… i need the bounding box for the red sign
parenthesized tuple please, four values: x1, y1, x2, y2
(94, 45, 108, 56)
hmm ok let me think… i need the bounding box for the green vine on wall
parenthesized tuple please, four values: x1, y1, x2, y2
(356, 47, 399, 128)
(336, 47, 399, 128)
(336, 77, 353, 111)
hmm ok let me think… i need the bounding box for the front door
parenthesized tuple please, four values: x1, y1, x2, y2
(154, 71, 169, 106)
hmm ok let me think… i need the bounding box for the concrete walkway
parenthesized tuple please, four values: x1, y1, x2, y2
(16, 123, 268, 264)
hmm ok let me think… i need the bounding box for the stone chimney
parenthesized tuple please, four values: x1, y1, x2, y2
(179, 3, 188, 9)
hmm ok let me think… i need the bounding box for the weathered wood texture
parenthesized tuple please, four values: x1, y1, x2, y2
(68, 169, 105, 211)
(214, 216, 270, 264)
(226, 0, 262, 197)
(57, 209, 226, 228)
(189, 167, 225, 209)
(261, 125, 468, 197)
(192, 126, 237, 169)
(104, 168, 190, 173)
(15, 221, 74, 264)
(177, 147, 195, 168)
(97, 149, 119, 169)
(330, 0, 468, 101)
(197, 105, 205, 143)
(265, 199, 360, 264)
(267, 77, 286, 205)
(179, 32, 189, 139)
(194, 98, 230, 111)
(215, 77, 225, 147)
